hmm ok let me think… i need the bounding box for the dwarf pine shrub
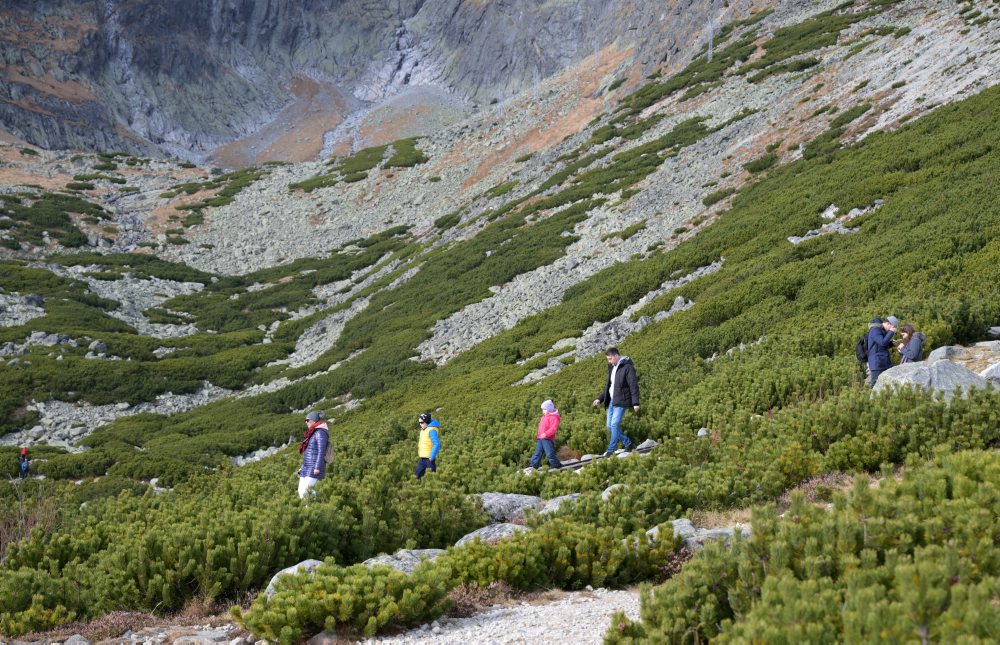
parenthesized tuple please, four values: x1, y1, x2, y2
(607, 452, 1000, 643)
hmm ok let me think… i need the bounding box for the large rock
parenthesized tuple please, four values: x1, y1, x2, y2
(477, 492, 544, 523)
(874, 360, 988, 400)
(981, 363, 1000, 386)
(926, 346, 967, 362)
(539, 493, 581, 515)
(601, 483, 629, 501)
(264, 559, 324, 598)
(63, 636, 92, 645)
(362, 548, 445, 574)
(455, 523, 529, 547)
(645, 518, 751, 551)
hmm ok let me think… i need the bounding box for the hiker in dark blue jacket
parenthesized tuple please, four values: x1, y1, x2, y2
(867, 316, 898, 385)
(298, 411, 329, 499)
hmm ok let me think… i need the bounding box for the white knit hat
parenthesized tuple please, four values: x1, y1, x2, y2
(541, 400, 556, 413)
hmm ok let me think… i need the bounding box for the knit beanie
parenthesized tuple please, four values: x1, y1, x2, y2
(541, 400, 556, 413)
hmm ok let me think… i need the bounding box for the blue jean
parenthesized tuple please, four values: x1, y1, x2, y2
(415, 457, 436, 480)
(530, 439, 562, 468)
(606, 406, 633, 453)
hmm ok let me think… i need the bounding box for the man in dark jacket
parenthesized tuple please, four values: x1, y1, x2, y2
(592, 347, 638, 457)
(867, 316, 898, 386)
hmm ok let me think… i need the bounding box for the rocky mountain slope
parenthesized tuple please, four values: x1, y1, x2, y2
(0, 0, 734, 163)
(2, 0, 1000, 642)
(4, 0, 997, 347)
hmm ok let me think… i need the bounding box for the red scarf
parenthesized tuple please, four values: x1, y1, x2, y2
(299, 422, 326, 453)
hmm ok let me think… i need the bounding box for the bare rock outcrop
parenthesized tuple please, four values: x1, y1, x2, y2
(455, 523, 530, 547)
(477, 493, 544, 523)
(874, 359, 988, 401)
(363, 549, 445, 574)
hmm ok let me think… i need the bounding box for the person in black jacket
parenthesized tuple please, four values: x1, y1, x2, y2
(592, 347, 638, 457)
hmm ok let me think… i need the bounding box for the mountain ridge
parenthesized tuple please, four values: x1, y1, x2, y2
(0, 0, 739, 162)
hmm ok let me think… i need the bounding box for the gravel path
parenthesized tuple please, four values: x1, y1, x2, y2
(363, 588, 640, 644)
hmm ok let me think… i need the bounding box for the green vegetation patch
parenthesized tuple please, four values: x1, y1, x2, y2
(384, 138, 429, 168)
(291, 145, 388, 192)
(434, 210, 463, 230)
(803, 102, 872, 159)
(602, 220, 647, 242)
(747, 56, 821, 83)
(167, 167, 270, 225)
(0, 192, 104, 249)
(742, 152, 779, 173)
(702, 186, 737, 206)
(610, 452, 1000, 642)
(740, 5, 876, 75)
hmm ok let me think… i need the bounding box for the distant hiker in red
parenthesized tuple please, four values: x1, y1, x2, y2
(19, 448, 29, 480)
(529, 400, 563, 469)
(298, 411, 329, 499)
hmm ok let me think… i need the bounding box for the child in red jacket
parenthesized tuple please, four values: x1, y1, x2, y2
(529, 400, 563, 469)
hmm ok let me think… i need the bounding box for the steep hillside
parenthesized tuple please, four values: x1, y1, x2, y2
(2, 0, 1000, 641)
(0, 0, 732, 162)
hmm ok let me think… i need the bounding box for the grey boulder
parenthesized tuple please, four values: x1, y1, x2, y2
(645, 518, 751, 550)
(63, 636, 92, 645)
(264, 559, 324, 598)
(478, 492, 544, 523)
(874, 360, 987, 400)
(455, 523, 530, 547)
(601, 483, 628, 501)
(981, 363, 1000, 386)
(363, 548, 445, 574)
(926, 346, 966, 362)
(539, 493, 581, 515)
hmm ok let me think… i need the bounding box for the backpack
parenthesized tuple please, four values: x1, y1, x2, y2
(855, 333, 869, 362)
(324, 441, 334, 464)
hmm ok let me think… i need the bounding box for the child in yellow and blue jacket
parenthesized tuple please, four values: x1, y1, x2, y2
(415, 412, 441, 480)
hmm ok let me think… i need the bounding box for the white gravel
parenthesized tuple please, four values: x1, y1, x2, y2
(363, 588, 640, 644)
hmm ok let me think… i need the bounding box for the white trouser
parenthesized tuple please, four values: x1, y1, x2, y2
(298, 476, 319, 499)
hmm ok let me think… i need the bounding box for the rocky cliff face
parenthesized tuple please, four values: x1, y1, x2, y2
(0, 0, 734, 160)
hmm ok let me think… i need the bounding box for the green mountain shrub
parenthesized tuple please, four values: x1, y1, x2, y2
(607, 451, 1000, 643)
(239, 517, 677, 642)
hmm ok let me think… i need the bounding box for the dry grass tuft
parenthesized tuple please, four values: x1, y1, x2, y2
(1, 480, 60, 564)
(690, 508, 753, 528)
(447, 581, 522, 616)
(655, 549, 694, 584)
(178, 595, 223, 620)
(557, 445, 583, 461)
(778, 472, 860, 511)
(17, 611, 159, 643)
